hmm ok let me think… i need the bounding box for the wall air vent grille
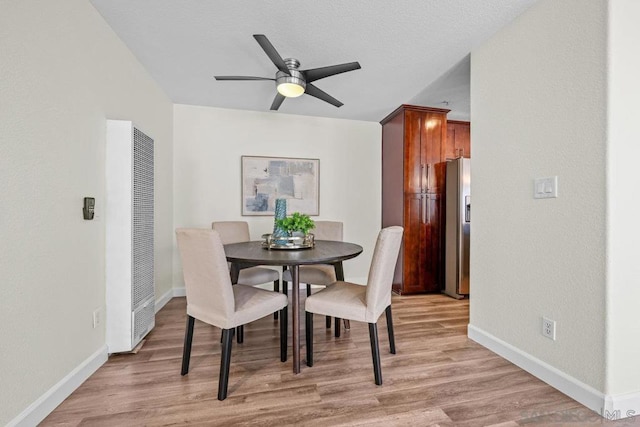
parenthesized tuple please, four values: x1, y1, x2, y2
(133, 296, 156, 344)
(132, 127, 154, 310)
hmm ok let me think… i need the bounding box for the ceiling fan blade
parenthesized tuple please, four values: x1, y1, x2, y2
(270, 93, 286, 110)
(304, 84, 343, 108)
(214, 76, 274, 81)
(253, 34, 290, 75)
(303, 62, 361, 83)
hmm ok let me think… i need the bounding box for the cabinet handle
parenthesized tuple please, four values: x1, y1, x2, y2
(426, 164, 431, 192)
(426, 195, 431, 224)
(420, 164, 425, 193)
(422, 195, 428, 224)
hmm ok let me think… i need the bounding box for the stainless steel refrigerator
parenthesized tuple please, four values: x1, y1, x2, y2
(444, 157, 470, 299)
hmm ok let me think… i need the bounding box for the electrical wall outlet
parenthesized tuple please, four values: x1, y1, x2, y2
(542, 317, 556, 340)
(93, 308, 103, 329)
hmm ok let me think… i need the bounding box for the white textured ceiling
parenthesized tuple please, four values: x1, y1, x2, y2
(89, 0, 537, 122)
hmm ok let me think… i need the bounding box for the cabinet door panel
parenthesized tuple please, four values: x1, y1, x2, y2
(445, 126, 457, 160)
(403, 194, 426, 292)
(446, 121, 471, 159)
(402, 193, 441, 293)
(404, 111, 422, 193)
(459, 124, 471, 158)
(422, 113, 445, 193)
(423, 194, 442, 293)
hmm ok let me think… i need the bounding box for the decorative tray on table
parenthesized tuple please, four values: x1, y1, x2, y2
(261, 233, 315, 250)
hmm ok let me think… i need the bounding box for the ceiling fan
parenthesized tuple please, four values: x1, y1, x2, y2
(214, 34, 361, 111)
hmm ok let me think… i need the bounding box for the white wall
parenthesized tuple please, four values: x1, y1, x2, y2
(607, 0, 640, 397)
(0, 1, 173, 425)
(470, 0, 608, 395)
(173, 105, 381, 286)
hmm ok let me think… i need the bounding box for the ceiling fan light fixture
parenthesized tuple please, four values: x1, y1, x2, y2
(276, 69, 306, 98)
(277, 82, 305, 97)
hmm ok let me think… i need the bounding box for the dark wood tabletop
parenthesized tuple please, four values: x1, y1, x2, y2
(223, 240, 363, 266)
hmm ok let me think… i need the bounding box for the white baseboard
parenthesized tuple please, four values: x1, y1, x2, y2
(154, 288, 174, 313)
(173, 286, 186, 297)
(8, 345, 108, 427)
(468, 324, 640, 421)
(603, 392, 640, 420)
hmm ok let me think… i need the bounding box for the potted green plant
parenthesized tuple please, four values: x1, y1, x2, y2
(275, 212, 315, 236)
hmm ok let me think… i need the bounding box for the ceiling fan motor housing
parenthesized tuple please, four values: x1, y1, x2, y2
(276, 58, 306, 96)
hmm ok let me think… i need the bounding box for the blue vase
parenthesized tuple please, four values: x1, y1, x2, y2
(273, 198, 287, 242)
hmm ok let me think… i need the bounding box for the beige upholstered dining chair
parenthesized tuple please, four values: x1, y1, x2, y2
(304, 226, 403, 385)
(212, 221, 282, 327)
(176, 228, 288, 401)
(282, 221, 345, 333)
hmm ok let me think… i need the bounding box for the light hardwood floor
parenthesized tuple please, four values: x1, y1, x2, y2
(43, 294, 635, 426)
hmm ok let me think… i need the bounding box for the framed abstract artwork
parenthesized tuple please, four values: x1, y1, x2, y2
(241, 156, 319, 216)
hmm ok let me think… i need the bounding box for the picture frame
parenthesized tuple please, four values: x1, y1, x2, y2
(241, 155, 320, 216)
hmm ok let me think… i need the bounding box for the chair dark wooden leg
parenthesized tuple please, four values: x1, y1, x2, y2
(333, 262, 349, 331)
(181, 315, 195, 375)
(305, 311, 314, 367)
(306, 284, 311, 297)
(326, 316, 331, 329)
(280, 306, 287, 362)
(236, 325, 244, 344)
(274, 280, 280, 320)
(283, 283, 288, 356)
(218, 328, 233, 400)
(219, 328, 231, 343)
(334, 317, 341, 338)
(282, 266, 288, 296)
(230, 263, 240, 284)
(368, 323, 382, 385)
(385, 305, 396, 354)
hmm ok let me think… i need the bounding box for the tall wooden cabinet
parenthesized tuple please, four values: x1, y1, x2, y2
(381, 105, 450, 294)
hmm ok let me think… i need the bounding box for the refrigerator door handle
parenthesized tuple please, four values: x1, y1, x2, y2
(465, 195, 471, 223)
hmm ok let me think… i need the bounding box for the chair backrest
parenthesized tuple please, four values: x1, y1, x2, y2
(212, 221, 251, 245)
(176, 228, 235, 324)
(365, 226, 404, 321)
(312, 221, 343, 241)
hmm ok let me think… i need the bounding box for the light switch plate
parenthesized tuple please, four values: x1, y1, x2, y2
(534, 176, 558, 199)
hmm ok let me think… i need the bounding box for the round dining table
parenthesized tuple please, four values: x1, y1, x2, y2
(224, 240, 363, 374)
